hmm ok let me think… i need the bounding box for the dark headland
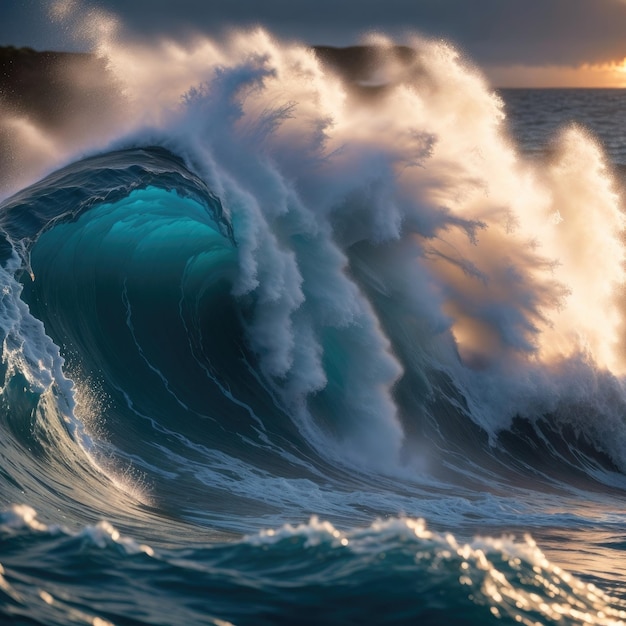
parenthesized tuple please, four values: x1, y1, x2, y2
(0, 45, 416, 189)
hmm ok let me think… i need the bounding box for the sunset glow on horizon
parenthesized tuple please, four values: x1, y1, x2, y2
(487, 57, 626, 88)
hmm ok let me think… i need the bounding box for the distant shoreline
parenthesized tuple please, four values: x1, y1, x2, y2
(0, 44, 619, 123)
(0, 46, 112, 126)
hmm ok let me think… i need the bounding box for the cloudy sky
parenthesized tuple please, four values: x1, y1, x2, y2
(3, 0, 626, 86)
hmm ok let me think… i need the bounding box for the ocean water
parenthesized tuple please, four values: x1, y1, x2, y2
(1, 24, 626, 626)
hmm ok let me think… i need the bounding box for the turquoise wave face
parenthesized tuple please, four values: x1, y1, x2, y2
(26, 184, 237, 400)
(16, 170, 328, 526)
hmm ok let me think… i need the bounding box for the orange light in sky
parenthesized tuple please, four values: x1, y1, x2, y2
(613, 57, 626, 75)
(487, 58, 626, 88)
(579, 57, 626, 87)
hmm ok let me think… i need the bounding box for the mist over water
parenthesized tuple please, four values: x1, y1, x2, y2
(1, 2, 626, 624)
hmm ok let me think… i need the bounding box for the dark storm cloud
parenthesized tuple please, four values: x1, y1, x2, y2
(3, 0, 626, 67)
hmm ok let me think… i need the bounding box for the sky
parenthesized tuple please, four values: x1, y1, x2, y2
(3, 0, 626, 87)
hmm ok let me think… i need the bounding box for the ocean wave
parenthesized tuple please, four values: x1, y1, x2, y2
(1, 7, 626, 623)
